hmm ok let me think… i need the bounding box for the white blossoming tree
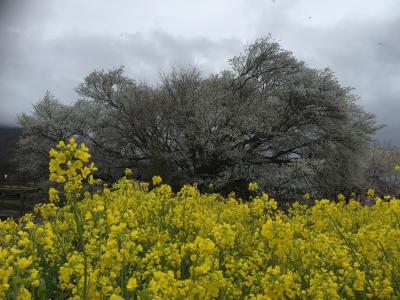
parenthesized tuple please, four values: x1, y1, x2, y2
(16, 37, 381, 200)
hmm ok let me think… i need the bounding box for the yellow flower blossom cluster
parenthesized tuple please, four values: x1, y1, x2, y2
(248, 182, 258, 192)
(48, 138, 100, 202)
(152, 176, 162, 186)
(1, 141, 400, 299)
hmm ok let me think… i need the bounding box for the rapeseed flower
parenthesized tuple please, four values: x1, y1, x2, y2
(126, 277, 137, 290)
(152, 175, 162, 185)
(0, 139, 400, 299)
(248, 182, 258, 191)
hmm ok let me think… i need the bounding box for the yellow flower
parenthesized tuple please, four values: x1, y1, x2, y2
(337, 193, 345, 201)
(395, 165, 400, 171)
(110, 294, 124, 300)
(303, 192, 310, 200)
(57, 140, 66, 148)
(248, 182, 258, 191)
(30, 269, 40, 287)
(73, 160, 83, 169)
(89, 175, 101, 185)
(55, 176, 66, 184)
(124, 168, 133, 176)
(68, 137, 77, 147)
(152, 175, 162, 185)
(17, 257, 32, 270)
(24, 222, 34, 231)
(59, 266, 71, 286)
(353, 270, 365, 290)
(126, 277, 137, 290)
(74, 149, 91, 162)
(56, 152, 67, 164)
(367, 188, 375, 197)
(49, 148, 58, 158)
(49, 159, 60, 173)
(5, 138, 400, 299)
(81, 166, 92, 179)
(16, 287, 31, 300)
(261, 219, 274, 240)
(268, 199, 278, 210)
(80, 143, 89, 152)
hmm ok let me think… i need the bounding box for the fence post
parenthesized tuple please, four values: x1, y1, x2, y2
(19, 192, 25, 216)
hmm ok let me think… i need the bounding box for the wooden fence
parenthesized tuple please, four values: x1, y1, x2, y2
(0, 185, 41, 219)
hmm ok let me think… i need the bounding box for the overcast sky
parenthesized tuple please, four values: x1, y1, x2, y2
(0, 0, 399, 145)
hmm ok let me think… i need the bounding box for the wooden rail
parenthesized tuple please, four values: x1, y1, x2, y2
(0, 185, 40, 219)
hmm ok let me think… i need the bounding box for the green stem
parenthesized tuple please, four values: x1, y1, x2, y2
(72, 194, 88, 300)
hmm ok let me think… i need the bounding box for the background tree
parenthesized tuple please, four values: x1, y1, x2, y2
(363, 142, 400, 196)
(16, 37, 381, 200)
(0, 126, 22, 184)
(16, 92, 82, 183)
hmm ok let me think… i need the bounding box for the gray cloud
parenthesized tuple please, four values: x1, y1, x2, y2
(0, 0, 399, 146)
(0, 28, 242, 125)
(250, 1, 400, 145)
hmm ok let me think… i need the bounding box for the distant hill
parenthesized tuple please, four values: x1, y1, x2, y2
(0, 126, 23, 183)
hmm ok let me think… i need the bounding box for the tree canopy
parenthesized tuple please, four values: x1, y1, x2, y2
(16, 37, 381, 199)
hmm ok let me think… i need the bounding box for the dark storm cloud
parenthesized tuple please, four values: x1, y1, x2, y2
(251, 2, 400, 145)
(0, 0, 399, 146)
(0, 28, 241, 126)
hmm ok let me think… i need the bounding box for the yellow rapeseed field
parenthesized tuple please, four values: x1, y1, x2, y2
(1, 139, 400, 299)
